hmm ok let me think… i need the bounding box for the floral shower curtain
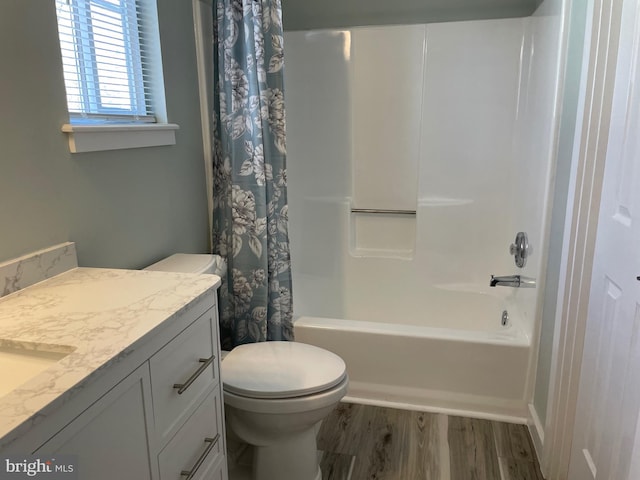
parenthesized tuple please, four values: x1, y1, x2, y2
(212, 0, 293, 349)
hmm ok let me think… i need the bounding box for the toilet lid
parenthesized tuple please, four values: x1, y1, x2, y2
(222, 342, 347, 399)
(144, 253, 219, 275)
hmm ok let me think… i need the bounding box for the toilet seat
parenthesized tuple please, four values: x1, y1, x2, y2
(222, 341, 347, 400)
(223, 374, 349, 415)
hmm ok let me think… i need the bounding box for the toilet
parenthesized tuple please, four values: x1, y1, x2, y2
(144, 254, 349, 480)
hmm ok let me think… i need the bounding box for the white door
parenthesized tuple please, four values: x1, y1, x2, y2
(568, 0, 640, 478)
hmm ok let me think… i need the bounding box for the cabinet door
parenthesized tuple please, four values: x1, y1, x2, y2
(36, 363, 157, 480)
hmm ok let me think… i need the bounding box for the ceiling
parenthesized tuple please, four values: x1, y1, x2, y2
(282, 0, 539, 31)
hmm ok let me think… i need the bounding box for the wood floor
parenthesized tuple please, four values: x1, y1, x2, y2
(317, 402, 544, 480)
(227, 402, 544, 480)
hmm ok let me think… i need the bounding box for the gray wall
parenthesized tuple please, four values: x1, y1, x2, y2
(533, 0, 588, 424)
(282, 0, 536, 30)
(0, 0, 209, 269)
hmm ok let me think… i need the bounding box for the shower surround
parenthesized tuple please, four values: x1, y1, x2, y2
(285, 14, 561, 421)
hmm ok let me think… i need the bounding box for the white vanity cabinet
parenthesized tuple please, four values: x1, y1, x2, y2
(29, 301, 228, 480)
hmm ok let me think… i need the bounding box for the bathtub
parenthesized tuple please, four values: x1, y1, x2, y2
(293, 286, 531, 423)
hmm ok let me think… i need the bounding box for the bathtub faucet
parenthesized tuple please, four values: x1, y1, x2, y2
(490, 274, 536, 288)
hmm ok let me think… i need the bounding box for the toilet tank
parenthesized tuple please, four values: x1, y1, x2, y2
(144, 253, 227, 276)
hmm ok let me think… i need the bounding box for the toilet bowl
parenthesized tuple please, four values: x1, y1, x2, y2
(144, 254, 349, 480)
(223, 341, 348, 480)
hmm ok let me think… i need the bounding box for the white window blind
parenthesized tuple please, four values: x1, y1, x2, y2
(55, 0, 155, 123)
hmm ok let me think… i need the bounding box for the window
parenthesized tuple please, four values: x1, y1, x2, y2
(55, 0, 178, 152)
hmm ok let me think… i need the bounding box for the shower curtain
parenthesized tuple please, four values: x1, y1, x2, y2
(211, 0, 293, 349)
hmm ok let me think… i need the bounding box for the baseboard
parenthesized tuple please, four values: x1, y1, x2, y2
(343, 382, 530, 424)
(528, 403, 545, 463)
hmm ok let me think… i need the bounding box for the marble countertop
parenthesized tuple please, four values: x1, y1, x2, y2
(0, 267, 220, 447)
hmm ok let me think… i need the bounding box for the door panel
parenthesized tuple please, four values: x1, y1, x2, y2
(568, 0, 640, 478)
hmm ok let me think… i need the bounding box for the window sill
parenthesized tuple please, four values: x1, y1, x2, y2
(61, 123, 180, 153)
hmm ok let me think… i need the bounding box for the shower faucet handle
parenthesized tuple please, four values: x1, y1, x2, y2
(509, 232, 530, 268)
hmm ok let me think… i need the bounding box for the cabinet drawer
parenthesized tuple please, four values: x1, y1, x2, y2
(158, 389, 225, 480)
(150, 309, 218, 443)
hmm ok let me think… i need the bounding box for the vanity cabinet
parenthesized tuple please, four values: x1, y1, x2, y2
(31, 302, 228, 480)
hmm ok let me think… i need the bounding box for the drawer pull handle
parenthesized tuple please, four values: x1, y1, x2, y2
(180, 434, 220, 479)
(173, 355, 215, 395)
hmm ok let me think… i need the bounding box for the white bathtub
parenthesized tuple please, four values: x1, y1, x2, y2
(285, 20, 541, 424)
(294, 288, 531, 423)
